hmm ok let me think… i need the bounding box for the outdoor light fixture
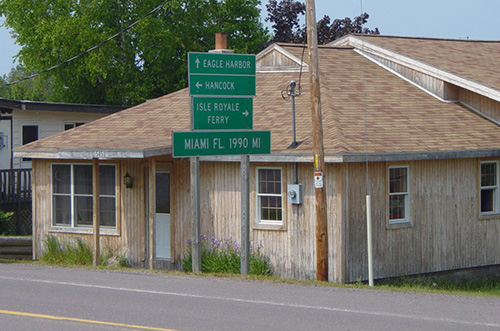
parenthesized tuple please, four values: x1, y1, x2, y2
(124, 172, 133, 188)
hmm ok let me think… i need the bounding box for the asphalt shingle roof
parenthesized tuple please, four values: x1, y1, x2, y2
(17, 39, 500, 159)
(340, 35, 500, 92)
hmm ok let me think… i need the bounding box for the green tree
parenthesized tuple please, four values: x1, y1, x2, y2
(266, 0, 379, 44)
(0, 65, 55, 101)
(0, 0, 269, 105)
(0, 75, 10, 98)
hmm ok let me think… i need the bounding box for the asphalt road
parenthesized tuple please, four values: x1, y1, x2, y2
(0, 263, 499, 331)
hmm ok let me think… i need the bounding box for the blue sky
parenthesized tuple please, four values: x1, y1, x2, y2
(1, 0, 500, 77)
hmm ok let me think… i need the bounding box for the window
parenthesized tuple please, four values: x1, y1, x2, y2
(52, 164, 117, 228)
(22, 125, 38, 161)
(480, 161, 498, 215)
(256, 167, 283, 225)
(64, 122, 85, 131)
(388, 166, 410, 224)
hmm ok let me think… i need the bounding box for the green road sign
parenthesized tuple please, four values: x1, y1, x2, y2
(192, 97, 253, 130)
(188, 52, 255, 75)
(172, 131, 271, 157)
(189, 74, 256, 96)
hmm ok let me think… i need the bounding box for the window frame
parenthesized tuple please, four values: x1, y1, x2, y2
(64, 122, 86, 131)
(480, 160, 499, 216)
(387, 165, 411, 227)
(21, 124, 39, 162)
(255, 166, 285, 229)
(50, 162, 118, 231)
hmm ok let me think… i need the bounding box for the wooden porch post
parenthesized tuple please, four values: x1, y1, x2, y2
(92, 158, 100, 266)
(148, 158, 156, 269)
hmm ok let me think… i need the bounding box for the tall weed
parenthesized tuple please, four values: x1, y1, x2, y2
(183, 236, 272, 275)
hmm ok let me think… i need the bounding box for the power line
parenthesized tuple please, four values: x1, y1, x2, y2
(0, 1, 168, 89)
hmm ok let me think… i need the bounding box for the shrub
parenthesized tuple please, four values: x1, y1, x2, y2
(0, 211, 14, 236)
(183, 236, 272, 276)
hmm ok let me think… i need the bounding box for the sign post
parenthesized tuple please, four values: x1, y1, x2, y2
(179, 51, 268, 276)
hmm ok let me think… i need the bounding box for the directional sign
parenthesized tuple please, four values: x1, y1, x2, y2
(172, 131, 271, 157)
(189, 74, 255, 96)
(188, 52, 255, 75)
(192, 97, 253, 130)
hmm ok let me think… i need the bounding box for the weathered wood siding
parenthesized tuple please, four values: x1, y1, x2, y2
(33, 159, 129, 261)
(344, 158, 500, 282)
(197, 161, 343, 282)
(459, 88, 500, 122)
(257, 47, 304, 72)
(364, 53, 459, 100)
(32, 158, 345, 281)
(170, 158, 192, 266)
(33, 156, 499, 283)
(32, 159, 50, 259)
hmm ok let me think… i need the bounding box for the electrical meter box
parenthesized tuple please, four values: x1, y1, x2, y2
(287, 183, 303, 205)
(0, 132, 4, 149)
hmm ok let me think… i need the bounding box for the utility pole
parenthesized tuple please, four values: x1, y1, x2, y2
(305, 0, 328, 281)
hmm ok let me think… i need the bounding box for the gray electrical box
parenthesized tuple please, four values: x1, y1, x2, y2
(287, 183, 303, 204)
(0, 132, 4, 149)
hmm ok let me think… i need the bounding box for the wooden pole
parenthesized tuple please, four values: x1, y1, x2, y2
(148, 158, 156, 269)
(240, 155, 250, 275)
(190, 156, 201, 272)
(366, 195, 374, 286)
(305, 0, 328, 281)
(92, 158, 100, 266)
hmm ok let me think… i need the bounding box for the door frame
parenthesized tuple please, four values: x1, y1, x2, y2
(145, 159, 174, 269)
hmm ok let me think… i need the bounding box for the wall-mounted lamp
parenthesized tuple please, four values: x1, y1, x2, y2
(124, 172, 133, 188)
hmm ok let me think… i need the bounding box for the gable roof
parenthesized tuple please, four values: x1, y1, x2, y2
(15, 38, 500, 163)
(330, 34, 500, 102)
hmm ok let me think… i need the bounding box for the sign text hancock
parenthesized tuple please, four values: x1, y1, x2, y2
(188, 52, 256, 96)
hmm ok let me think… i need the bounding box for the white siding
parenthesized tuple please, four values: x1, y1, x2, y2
(11, 109, 107, 169)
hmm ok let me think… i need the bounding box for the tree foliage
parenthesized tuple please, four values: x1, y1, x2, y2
(0, 65, 55, 100)
(0, 0, 269, 105)
(265, 0, 305, 43)
(266, 0, 379, 44)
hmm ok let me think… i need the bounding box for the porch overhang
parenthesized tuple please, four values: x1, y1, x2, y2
(13, 146, 172, 160)
(14, 147, 500, 163)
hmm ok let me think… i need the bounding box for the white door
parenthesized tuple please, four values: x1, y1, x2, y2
(0, 119, 11, 169)
(155, 169, 171, 260)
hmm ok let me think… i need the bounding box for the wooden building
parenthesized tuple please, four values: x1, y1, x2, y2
(15, 35, 500, 282)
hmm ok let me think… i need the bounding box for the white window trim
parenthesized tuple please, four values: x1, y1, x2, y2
(388, 165, 411, 226)
(50, 163, 117, 230)
(480, 160, 499, 216)
(255, 166, 284, 227)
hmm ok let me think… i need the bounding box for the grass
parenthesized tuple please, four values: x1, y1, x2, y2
(377, 275, 500, 297)
(40, 235, 130, 267)
(3, 253, 500, 297)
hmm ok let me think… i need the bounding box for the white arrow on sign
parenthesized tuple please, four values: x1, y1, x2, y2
(195, 57, 200, 68)
(242, 109, 249, 117)
(195, 81, 203, 89)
